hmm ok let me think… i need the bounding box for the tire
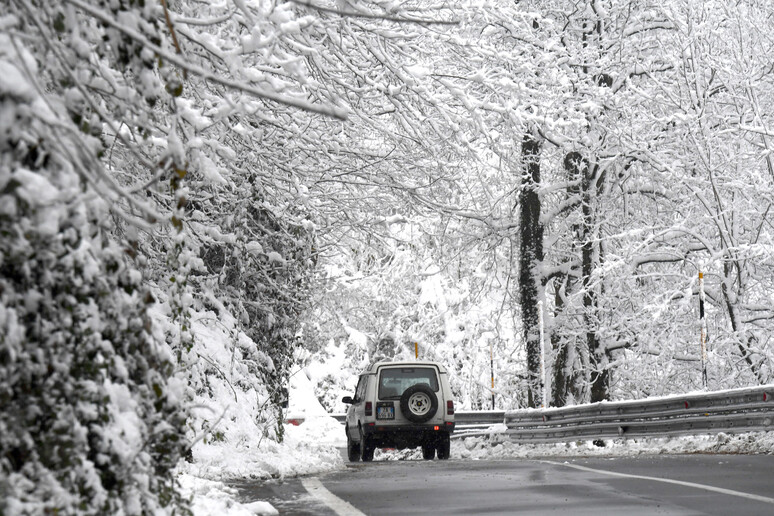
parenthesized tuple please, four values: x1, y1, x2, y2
(359, 428, 375, 462)
(399, 384, 438, 423)
(437, 434, 451, 460)
(421, 442, 436, 460)
(346, 430, 360, 462)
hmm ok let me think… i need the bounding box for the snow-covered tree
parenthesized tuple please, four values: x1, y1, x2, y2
(0, 33, 188, 514)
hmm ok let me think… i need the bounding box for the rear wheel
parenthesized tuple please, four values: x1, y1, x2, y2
(346, 430, 360, 462)
(436, 434, 451, 460)
(421, 442, 436, 460)
(359, 428, 375, 462)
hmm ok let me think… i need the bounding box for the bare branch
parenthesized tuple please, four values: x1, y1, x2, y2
(289, 0, 459, 26)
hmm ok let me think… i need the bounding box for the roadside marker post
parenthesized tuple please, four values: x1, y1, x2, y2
(699, 271, 708, 389)
(538, 300, 547, 409)
(490, 339, 495, 410)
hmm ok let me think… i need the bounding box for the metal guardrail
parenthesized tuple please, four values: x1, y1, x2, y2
(317, 385, 774, 444)
(450, 410, 506, 438)
(459, 385, 774, 443)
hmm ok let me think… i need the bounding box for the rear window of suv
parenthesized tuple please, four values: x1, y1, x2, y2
(378, 367, 439, 399)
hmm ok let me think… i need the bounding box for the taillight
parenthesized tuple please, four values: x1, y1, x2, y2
(365, 401, 373, 417)
(447, 400, 454, 415)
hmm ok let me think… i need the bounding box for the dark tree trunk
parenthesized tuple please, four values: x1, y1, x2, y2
(565, 152, 608, 402)
(550, 153, 589, 406)
(519, 131, 544, 408)
(721, 261, 765, 384)
(581, 160, 608, 402)
(551, 279, 571, 407)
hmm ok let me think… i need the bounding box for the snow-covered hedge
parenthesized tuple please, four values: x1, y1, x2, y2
(0, 36, 189, 515)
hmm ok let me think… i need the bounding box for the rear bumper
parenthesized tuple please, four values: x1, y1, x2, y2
(361, 422, 455, 449)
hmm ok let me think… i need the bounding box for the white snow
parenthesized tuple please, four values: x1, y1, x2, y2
(286, 369, 331, 418)
(404, 64, 430, 79)
(178, 475, 279, 516)
(453, 431, 774, 461)
(246, 241, 264, 256)
(175, 295, 774, 515)
(267, 251, 285, 264)
(174, 302, 345, 515)
(0, 60, 34, 100)
(103, 381, 144, 463)
(10, 169, 64, 237)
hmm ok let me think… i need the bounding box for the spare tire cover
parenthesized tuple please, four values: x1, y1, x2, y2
(400, 383, 438, 423)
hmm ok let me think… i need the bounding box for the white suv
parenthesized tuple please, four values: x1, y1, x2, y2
(342, 360, 455, 461)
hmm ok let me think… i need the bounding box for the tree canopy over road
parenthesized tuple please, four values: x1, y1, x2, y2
(2, 0, 773, 512)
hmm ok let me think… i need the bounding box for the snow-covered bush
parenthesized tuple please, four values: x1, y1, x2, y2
(0, 35, 189, 515)
(197, 188, 317, 442)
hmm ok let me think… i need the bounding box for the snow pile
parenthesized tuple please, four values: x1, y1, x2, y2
(170, 301, 345, 514)
(178, 475, 278, 516)
(286, 366, 334, 419)
(182, 425, 343, 482)
(454, 431, 774, 460)
(165, 303, 344, 482)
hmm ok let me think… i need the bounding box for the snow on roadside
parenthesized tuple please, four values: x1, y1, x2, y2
(177, 368, 344, 483)
(178, 409, 343, 516)
(170, 297, 773, 514)
(453, 430, 774, 460)
(178, 475, 278, 516)
(165, 300, 345, 515)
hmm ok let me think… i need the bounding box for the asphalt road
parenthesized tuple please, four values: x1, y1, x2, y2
(234, 453, 774, 515)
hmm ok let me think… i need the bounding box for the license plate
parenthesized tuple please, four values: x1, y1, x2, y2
(376, 403, 394, 420)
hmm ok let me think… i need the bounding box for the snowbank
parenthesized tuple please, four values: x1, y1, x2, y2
(178, 475, 278, 516)
(172, 302, 346, 515)
(453, 431, 774, 460)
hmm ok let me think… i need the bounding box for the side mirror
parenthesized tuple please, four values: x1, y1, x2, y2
(342, 396, 354, 404)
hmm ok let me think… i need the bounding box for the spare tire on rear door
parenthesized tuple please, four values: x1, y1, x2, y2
(400, 384, 438, 423)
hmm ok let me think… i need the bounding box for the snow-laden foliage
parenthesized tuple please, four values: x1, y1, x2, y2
(3, 0, 774, 510)
(3, 0, 463, 510)
(299, 0, 774, 412)
(0, 35, 188, 514)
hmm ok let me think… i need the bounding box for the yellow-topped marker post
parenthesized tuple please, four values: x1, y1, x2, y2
(699, 271, 708, 389)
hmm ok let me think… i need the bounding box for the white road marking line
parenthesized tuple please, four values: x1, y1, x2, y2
(301, 477, 366, 516)
(543, 460, 774, 505)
